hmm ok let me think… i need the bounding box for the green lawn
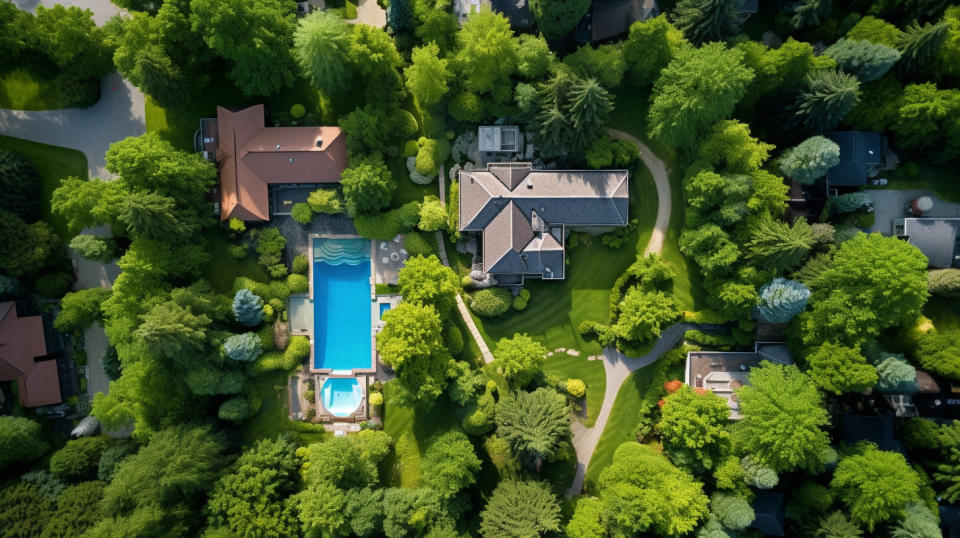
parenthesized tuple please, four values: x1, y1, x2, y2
(381, 381, 462, 488)
(0, 67, 66, 110)
(200, 229, 269, 293)
(0, 135, 87, 238)
(241, 369, 328, 447)
(542, 352, 605, 427)
(389, 156, 437, 209)
(881, 162, 960, 203)
(469, 161, 658, 357)
(583, 366, 657, 492)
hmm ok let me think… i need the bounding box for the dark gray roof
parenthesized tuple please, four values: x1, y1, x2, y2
(840, 413, 906, 455)
(491, 0, 534, 28)
(826, 131, 884, 187)
(750, 491, 785, 536)
(460, 163, 627, 279)
(904, 218, 960, 269)
(580, 0, 659, 42)
(740, 0, 759, 13)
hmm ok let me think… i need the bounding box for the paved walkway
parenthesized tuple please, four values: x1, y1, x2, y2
(566, 131, 677, 496)
(345, 0, 386, 27)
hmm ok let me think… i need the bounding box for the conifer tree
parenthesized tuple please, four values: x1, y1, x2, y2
(792, 70, 861, 134)
(386, 0, 413, 33)
(788, 0, 832, 30)
(232, 289, 264, 327)
(672, 0, 744, 45)
(898, 20, 948, 76)
(566, 78, 613, 152)
(747, 217, 813, 272)
(755, 278, 811, 323)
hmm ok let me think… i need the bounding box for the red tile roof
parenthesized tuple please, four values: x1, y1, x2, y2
(0, 302, 61, 407)
(216, 105, 349, 221)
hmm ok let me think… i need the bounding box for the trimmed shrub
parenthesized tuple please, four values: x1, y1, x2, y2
(102, 346, 121, 380)
(566, 378, 586, 399)
(711, 492, 756, 530)
(69, 234, 113, 262)
(290, 104, 306, 119)
(406, 155, 434, 184)
(34, 273, 72, 298)
(287, 273, 309, 294)
(223, 332, 263, 362)
(449, 91, 485, 123)
(292, 254, 309, 275)
(444, 323, 465, 355)
(248, 335, 310, 375)
(415, 138, 450, 177)
(229, 245, 247, 259)
(370, 392, 384, 407)
(403, 230, 436, 257)
(397, 109, 419, 138)
(512, 295, 528, 311)
(228, 218, 246, 235)
(218, 396, 251, 422)
(97, 441, 137, 482)
(233, 288, 265, 326)
(49, 437, 109, 482)
(291, 203, 313, 225)
(355, 210, 407, 240)
(470, 288, 512, 317)
(307, 188, 344, 214)
(403, 139, 419, 157)
(418, 195, 447, 231)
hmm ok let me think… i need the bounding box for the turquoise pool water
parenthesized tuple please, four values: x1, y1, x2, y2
(312, 238, 371, 371)
(321, 377, 362, 417)
(379, 303, 391, 319)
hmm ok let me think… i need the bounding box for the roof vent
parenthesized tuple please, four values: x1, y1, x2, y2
(316, 137, 323, 147)
(289, 157, 294, 164)
(275, 144, 281, 151)
(526, 177, 533, 188)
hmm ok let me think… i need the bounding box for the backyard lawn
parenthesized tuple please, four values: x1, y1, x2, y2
(200, 229, 269, 293)
(0, 135, 87, 238)
(542, 352, 605, 427)
(0, 67, 66, 110)
(882, 162, 960, 203)
(241, 369, 328, 447)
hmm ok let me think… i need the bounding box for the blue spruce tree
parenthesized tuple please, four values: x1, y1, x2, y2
(233, 288, 264, 327)
(754, 278, 810, 323)
(223, 332, 263, 362)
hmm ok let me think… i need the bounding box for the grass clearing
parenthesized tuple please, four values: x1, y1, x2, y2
(241, 369, 327, 447)
(542, 352, 605, 427)
(0, 67, 66, 110)
(0, 135, 87, 238)
(381, 381, 462, 488)
(201, 229, 269, 293)
(882, 162, 960, 202)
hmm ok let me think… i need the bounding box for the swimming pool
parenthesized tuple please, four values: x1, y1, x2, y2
(312, 238, 372, 371)
(379, 303, 391, 319)
(321, 377, 363, 417)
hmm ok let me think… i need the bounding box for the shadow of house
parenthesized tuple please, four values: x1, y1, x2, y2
(840, 413, 907, 456)
(575, 0, 659, 44)
(750, 491, 786, 536)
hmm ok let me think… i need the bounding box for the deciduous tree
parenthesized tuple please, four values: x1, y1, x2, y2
(493, 333, 549, 388)
(0, 149, 40, 221)
(480, 480, 561, 537)
(340, 156, 396, 216)
(405, 43, 452, 107)
(397, 255, 459, 315)
(622, 15, 689, 87)
(454, 10, 517, 102)
(831, 444, 922, 531)
(55, 288, 111, 335)
(658, 385, 730, 471)
(421, 430, 481, 498)
(496, 388, 570, 470)
(49, 437, 109, 482)
(377, 302, 453, 407)
(805, 342, 878, 395)
(733, 363, 831, 472)
(0, 416, 48, 469)
(779, 135, 841, 184)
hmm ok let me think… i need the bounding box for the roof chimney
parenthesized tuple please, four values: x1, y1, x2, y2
(275, 144, 281, 151)
(316, 137, 323, 147)
(289, 157, 294, 164)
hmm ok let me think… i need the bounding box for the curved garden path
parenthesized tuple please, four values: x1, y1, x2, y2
(565, 129, 676, 496)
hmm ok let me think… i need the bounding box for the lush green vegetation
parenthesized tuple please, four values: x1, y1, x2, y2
(542, 352, 604, 427)
(0, 67, 66, 110)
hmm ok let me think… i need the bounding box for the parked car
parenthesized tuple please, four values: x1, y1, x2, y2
(870, 178, 888, 186)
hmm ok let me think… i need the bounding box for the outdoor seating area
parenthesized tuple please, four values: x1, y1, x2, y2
(374, 236, 409, 285)
(685, 345, 794, 419)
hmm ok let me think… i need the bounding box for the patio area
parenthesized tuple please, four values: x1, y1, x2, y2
(373, 236, 409, 285)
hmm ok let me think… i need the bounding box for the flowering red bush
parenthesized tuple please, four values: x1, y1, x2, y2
(664, 380, 683, 394)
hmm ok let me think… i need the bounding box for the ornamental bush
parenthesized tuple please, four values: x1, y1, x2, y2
(369, 392, 384, 407)
(223, 332, 263, 362)
(307, 188, 344, 214)
(290, 103, 306, 119)
(779, 136, 841, 184)
(443, 323, 464, 355)
(249, 335, 310, 375)
(755, 278, 811, 323)
(566, 378, 586, 399)
(512, 294, 528, 311)
(49, 436, 109, 482)
(291, 203, 313, 225)
(288, 273, 308, 294)
(354, 210, 408, 240)
(828, 192, 870, 214)
(711, 492, 756, 530)
(233, 288, 265, 326)
(929, 269, 960, 298)
(875, 355, 919, 394)
(470, 288, 512, 317)
(403, 231, 436, 257)
(418, 195, 447, 231)
(415, 138, 448, 177)
(449, 91, 485, 123)
(218, 397, 251, 422)
(34, 273, 72, 298)
(292, 254, 309, 275)
(406, 156, 434, 184)
(69, 234, 113, 262)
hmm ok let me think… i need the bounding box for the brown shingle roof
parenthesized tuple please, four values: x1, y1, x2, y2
(216, 105, 349, 221)
(0, 302, 61, 407)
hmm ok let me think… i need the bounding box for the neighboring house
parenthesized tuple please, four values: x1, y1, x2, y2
(825, 131, 895, 191)
(839, 413, 907, 455)
(491, 0, 534, 29)
(750, 491, 786, 536)
(684, 343, 793, 419)
(478, 126, 522, 154)
(940, 504, 960, 538)
(0, 301, 62, 408)
(575, 0, 659, 43)
(459, 162, 629, 282)
(902, 217, 960, 268)
(199, 104, 348, 221)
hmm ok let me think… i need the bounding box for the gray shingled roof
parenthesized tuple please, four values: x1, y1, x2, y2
(460, 163, 627, 279)
(826, 131, 884, 187)
(904, 218, 960, 269)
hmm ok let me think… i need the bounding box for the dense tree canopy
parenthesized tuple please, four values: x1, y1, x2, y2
(658, 385, 730, 471)
(496, 388, 571, 470)
(480, 480, 562, 537)
(376, 302, 453, 407)
(831, 444, 922, 531)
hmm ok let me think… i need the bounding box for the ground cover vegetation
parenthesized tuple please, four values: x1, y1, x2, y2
(3, 0, 960, 534)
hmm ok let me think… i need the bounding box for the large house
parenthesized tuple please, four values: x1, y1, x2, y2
(459, 162, 629, 282)
(684, 343, 793, 419)
(0, 301, 62, 407)
(825, 131, 894, 191)
(576, 0, 659, 43)
(200, 104, 348, 221)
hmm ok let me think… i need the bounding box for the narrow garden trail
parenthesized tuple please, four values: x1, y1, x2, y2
(565, 129, 676, 497)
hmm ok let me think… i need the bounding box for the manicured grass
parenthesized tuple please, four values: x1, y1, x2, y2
(469, 161, 658, 357)
(0, 67, 66, 110)
(583, 365, 657, 492)
(0, 135, 87, 238)
(381, 380, 462, 488)
(542, 353, 605, 427)
(924, 296, 960, 332)
(200, 229, 269, 293)
(882, 162, 960, 203)
(241, 369, 328, 447)
(388, 156, 437, 208)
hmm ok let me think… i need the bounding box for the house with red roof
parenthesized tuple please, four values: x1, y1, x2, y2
(0, 301, 62, 408)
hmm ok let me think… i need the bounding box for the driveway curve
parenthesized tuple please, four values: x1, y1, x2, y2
(566, 130, 677, 497)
